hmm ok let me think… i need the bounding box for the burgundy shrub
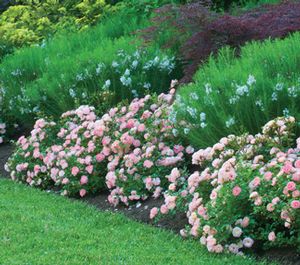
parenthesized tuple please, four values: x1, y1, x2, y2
(181, 1, 300, 82)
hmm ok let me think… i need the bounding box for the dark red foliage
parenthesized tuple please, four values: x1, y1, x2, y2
(138, 1, 215, 51)
(182, 1, 300, 82)
(140, 1, 300, 83)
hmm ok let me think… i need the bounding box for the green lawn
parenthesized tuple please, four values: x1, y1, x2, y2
(0, 179, 274, 265)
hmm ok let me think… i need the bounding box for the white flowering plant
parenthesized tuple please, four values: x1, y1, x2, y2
(175, 34, 300, 147)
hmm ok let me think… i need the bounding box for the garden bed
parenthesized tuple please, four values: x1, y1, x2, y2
(1, 143, 299, 265)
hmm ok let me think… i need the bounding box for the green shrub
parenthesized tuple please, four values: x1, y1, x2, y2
(175, 32, 300, 148)
(0, 0, 111, 59)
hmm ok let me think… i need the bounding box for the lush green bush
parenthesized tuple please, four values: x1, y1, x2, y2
(175, 32, 300, 148)
(0, 0, 110, 56)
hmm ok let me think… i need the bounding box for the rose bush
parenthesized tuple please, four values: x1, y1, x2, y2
(152, 116, 300, 253)
(7, 83, 194, 200)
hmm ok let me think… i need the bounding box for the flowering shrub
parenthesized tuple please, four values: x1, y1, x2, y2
(152, 116, 300, 253)
(7, 118, 58, 187)
(104, 86, 194, 206)
(7, 83, 193, 200)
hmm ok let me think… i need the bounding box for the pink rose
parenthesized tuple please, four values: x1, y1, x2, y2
(80, 175, 88, 185)
(62, 178, 69, 185)
(264, 171, 273, 181)
(291, 200, 300, 209)
(283, 162, 293, 174)
(71, 166, 80, 176)
(102, 136, 111, 145)
(143, 160, 153, 168)
(79, 189, 87, 197)
(241, 217, 250, 228)
(267, 203, 275, 212)
(232, 186, 242, 197)
(96, 153, 105, 162)
(286, 181, 296, 191)
(295, 160, 300, 169)
(150, 207, 158, 219)
(268, 232, 276, 241)
(137, 124, 146, 132)
(160, 205, 169, 214)
(86, 165, 93, 174)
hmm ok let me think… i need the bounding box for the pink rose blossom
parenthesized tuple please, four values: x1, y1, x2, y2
(80, 175, 88, 185)
(286, 181, 296, 191)
(71, 166, 80, 176)
(79, 189, 87, 197)
(150, 207, 158, 219)
(143, 160, 153, 168)
(232, 186, 242, 196)
(291, 200, 300, 209)
(62, 178, 69, 185)
(268, 231, 276, 241)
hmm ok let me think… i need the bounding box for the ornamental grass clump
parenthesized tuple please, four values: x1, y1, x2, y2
(176, 32, 300, 147)
(152, 116, 300, 253)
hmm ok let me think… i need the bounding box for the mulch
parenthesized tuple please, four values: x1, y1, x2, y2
(1, 143, 299, 265)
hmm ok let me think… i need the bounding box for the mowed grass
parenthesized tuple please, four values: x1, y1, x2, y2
(0, 179, 274, 265)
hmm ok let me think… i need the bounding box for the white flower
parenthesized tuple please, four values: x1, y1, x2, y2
(69, 88, 76, 98)
(131, 90, 138, 97)
(172, 129, 178, 137)
(187, 107, 197, 118)
(124, 69, 130, 76)
(112, 61, 119, 68)
(275, 83, 283, 91)
(288, 86, 297, 97)
(102, 79, 111, 89)
(229, 96, 239, 104)
(200, 112, 206, 121)
(271, 92, 278, 101)
(236, 85, 249, 96)
(242, 237, 254, 248)
(184, 128, 190, 134)
(226, 117, 235, 128)
(205, 83, 212, 94)
(232, 227, 243, 238)
(120, 76, 132, 87)
(190, 92, 199, 100)
(200, 122, 207, 128)
(283, 108, 290, 116)
(96, 62, 105, 75)
(247, 75, 256, 86)
(143, 82, 151, 89)
(132, 60, 138, 69)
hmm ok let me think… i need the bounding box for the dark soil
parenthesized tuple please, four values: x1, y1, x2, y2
(1, 143, 299, 265)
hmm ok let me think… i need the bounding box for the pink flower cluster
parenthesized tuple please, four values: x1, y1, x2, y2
(152, 116, 300, 254)
(7, 84, 193, 202)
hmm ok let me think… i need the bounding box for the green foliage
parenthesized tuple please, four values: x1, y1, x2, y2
(176, 32, 300, 148)
(0, 12, 180, 130)
(0, 0, 110, 58)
